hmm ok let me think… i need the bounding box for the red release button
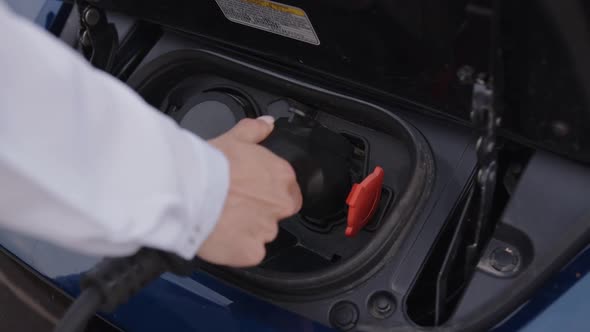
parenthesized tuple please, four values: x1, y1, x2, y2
(345, 166, 385, 237)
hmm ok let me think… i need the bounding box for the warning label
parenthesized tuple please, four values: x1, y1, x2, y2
(215, 0, 320, 45)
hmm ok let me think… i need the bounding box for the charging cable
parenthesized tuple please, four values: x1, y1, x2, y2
(53, 248, 195, 332)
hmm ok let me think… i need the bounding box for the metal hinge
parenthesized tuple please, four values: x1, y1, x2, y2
(431, 2, 501, 322)
(466, 75, 500, 266)
(76, 1, 118, 71)
(433, 76, 500, 324)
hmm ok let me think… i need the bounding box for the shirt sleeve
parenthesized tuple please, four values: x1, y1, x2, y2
(0, 3, 230, 260)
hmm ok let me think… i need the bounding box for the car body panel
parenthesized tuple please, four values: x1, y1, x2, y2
(492, 247, 590, 332)
(0, 230, 333, 332)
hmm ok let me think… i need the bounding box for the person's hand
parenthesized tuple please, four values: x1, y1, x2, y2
(197, 116, 302, 267)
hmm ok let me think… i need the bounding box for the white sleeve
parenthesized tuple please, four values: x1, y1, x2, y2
(0, 3, 230, 260)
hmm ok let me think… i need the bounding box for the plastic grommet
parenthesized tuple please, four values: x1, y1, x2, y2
(330, 301, 359, 331)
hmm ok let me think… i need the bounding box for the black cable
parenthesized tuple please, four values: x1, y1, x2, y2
(52, 288, 102, 332)
(53, 248, 195, 332)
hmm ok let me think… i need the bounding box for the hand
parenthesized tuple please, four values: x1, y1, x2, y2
(197, 116, 302, 267)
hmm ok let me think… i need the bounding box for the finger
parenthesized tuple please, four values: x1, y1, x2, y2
(283, 160, 303, 215)
(287, 179, 303, 216)
(228, 116, 275, 143)
(272, 186, 303, 220)
(241, 242, 267, 267)
(273, 161, 302, 218)
(259, 222, 279, 243)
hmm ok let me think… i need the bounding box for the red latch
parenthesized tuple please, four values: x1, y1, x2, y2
(345, 166, 385, 237)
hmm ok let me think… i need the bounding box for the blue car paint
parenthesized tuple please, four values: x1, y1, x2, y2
(50, 245, 590, 332)
(4, 0, 62, 28)
(55, 272, 333, 332)
(3, 1, 590, 331)
(33, 0, 64, 30)
(4, 0, 46, 21)
(493, 247, 590, 332)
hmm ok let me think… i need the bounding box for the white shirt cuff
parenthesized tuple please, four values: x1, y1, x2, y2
(173, 132, 230, 260)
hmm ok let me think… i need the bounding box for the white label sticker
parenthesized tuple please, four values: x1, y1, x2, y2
(215, 0, 320, 45)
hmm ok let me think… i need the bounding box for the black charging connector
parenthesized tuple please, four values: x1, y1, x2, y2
(53, 248, 195, 332)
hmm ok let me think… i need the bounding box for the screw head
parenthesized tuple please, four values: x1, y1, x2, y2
(490, 247, 520, 273)
(84, 8, 101, 26)
(368, 291, 396, 319)
(330, 302, 358, 331)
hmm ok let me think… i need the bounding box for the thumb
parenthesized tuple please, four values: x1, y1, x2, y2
(229, 116, 275, 143)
